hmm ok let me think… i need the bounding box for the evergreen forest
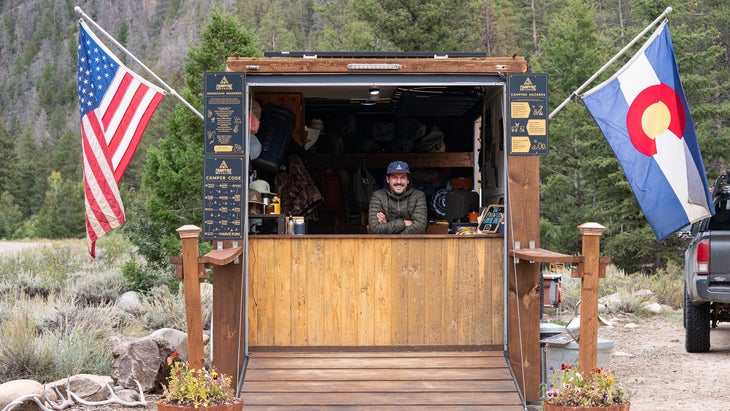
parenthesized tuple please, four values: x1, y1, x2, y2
(1, 0, 729, 275)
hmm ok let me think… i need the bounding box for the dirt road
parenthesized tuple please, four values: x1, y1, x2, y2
(599, 313, 730, 411)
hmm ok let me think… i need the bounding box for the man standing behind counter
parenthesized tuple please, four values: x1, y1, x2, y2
(368, 161, 427, 234)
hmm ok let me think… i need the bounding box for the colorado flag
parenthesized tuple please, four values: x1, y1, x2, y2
(582, 21, 712, 241)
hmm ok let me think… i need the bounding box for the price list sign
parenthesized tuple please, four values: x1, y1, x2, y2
(203, 156, 244, 240)
(204, 72, 244, 154)
(508, 73, 548, 155)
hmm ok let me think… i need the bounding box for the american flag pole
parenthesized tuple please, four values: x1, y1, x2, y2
(74, 6, 204, 120)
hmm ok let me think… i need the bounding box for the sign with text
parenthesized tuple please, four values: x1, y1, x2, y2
(479, 204, 505, 233)
(202, 156, 244, 240)
(204, 72, 245, 154)
(508, 73, 548, 155)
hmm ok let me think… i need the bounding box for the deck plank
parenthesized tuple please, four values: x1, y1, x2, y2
(241, 349, 523, 410)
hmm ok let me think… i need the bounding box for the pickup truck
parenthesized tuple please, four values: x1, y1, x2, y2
(684, 172, 730, 352)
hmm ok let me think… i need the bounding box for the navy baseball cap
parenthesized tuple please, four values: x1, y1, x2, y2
(386, 161, 410, 175)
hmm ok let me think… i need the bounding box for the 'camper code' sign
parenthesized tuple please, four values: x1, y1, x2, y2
(508, 74, 548, 155)
(203, 156, 244, 240)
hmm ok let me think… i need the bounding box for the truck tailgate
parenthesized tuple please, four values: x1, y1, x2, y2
(710, 231, 730, 284)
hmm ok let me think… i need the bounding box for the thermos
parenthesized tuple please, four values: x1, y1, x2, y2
(294, 219, 305, 235)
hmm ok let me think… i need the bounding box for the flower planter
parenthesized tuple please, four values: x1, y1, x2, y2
(543, 402, 630, 411)
(158, 399, 243, 411)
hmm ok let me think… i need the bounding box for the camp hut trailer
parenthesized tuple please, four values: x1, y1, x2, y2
(204, 52, 553, 409)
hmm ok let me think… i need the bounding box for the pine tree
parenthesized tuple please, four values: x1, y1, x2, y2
(0, 119, 14, 193)
(354, 0, 484, 51)
(35, 171, 85, 239)
(0, 191, 22, 239)
(311, 0, 378, 51)
(6, 125, 48, 219)
(136, 7, 261, 267)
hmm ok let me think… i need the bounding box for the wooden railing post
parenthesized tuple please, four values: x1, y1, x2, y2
(577, 222, 605, 371)
(176, 224, 205, 370)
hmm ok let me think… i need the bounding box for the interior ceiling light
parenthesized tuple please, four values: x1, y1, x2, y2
(369, 87, 380, 96)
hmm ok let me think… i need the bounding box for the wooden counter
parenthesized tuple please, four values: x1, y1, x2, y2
(247, 234, 504, 348)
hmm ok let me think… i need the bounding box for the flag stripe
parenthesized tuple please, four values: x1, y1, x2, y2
(82, 112, 125, 227)
(101, 72, 133, 140)
(78, 21, 164, 256)
(113, 91, 164, 181)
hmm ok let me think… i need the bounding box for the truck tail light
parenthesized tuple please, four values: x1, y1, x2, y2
(696, 239, 710, 275)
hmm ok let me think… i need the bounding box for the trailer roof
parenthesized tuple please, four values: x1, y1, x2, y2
(226, 55, 528, 74)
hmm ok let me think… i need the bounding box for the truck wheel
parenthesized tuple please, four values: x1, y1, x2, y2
(685, 285, 710, 353)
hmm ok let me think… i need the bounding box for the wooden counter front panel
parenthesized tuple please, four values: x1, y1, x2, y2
(247, 237, 504, 347)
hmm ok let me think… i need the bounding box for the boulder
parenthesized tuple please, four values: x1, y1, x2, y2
(111, 335, 175, 393)
(150, 328, 190, 360)
(46, 374, 115, 402)
(643, 301, 663, 314)
(149, 328, 211, 361)
(116, 291, 143, 314)
(599, 292, 623, 313)
(0, 380, 43, 411)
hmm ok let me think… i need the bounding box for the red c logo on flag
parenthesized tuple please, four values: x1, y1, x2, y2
(626, 83, 685, 156)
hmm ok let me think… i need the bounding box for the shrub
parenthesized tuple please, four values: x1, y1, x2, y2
(64, 269, 129, 307)
(0, 313, 113, 383)
(122, 259, 179, 293)
(140, 284, 213, 333)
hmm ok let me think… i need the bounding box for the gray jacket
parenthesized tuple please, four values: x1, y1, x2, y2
(368, 186, 427, 234)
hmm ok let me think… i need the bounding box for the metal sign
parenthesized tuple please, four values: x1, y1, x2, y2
(204, 72, 245, 154)
(508, 73, 549, 155)
(203, 156, 244, 240)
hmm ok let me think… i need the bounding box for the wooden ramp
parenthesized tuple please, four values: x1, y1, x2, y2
(241, 349, 524, 410)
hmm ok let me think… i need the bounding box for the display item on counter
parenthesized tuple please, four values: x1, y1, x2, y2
(294, 218, 305, 235)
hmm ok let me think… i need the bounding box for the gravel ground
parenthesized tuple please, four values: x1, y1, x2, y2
(599, 313, 730, 411)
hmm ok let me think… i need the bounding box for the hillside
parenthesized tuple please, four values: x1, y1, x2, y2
(0, 0, 212, 139)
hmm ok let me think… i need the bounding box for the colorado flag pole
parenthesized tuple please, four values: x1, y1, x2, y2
(78, 20, 165, 257)
(582, 21, 713, 241)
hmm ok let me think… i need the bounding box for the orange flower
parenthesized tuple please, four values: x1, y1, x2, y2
(167, 351, 180, 366)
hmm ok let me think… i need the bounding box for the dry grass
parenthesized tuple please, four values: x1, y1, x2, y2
(0, 233, 212, 384)
(552, 261, 683, 318)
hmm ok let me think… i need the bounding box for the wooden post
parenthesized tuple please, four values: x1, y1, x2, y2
(577, 222, 605, 371)
(506, 156, 542, 402)
(177, 224, 205, 370)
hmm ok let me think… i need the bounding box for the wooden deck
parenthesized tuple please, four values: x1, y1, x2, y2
(240, 349, 524, 410)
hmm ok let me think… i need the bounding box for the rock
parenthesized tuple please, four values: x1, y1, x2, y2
(115, 388, 144, 403)
(599, 292, 623, 313)
(661, 304, 675, 313)
(111, 335, 175, 393)
(635, 289, 656, 298)
(0, 380, 44, 411)
(150, 328, 190, 360)
(47, 374, 115, 402)
(643, 301, 663, 314)
(149, 328, 211, 361)
(116, 291, 143, 314)
(613, 350, 634, 358)
(624, 322, 638, 329)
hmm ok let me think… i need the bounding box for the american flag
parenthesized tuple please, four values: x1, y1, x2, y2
(78, 21, 164, 257)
